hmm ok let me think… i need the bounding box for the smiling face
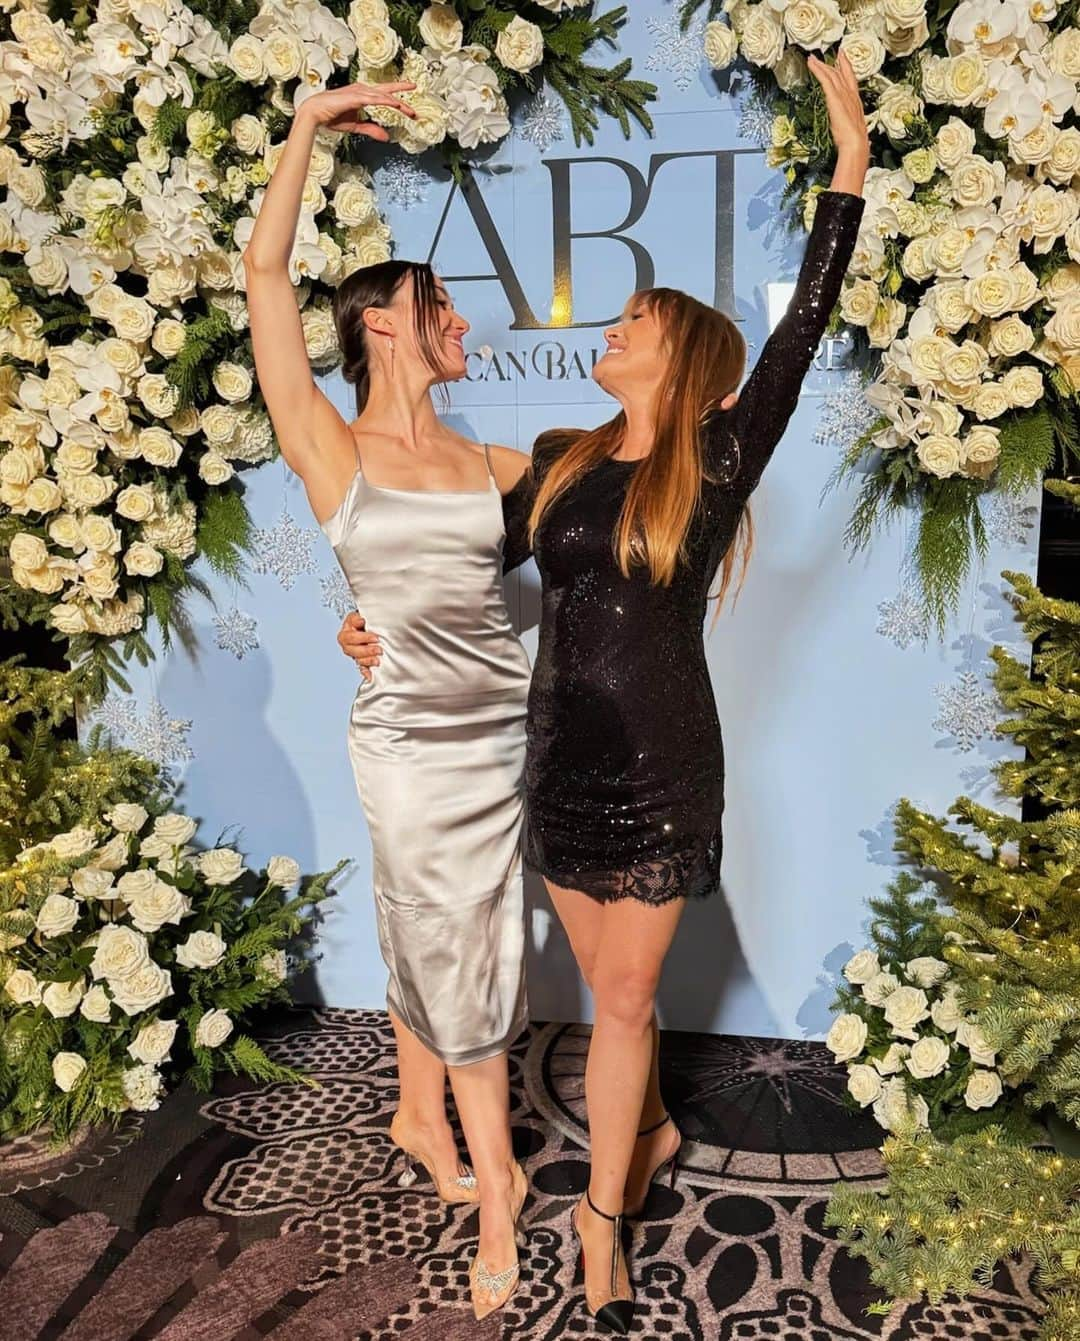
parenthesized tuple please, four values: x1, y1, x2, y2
(390, 271, 471, 384)
(592, 294, 669, 402)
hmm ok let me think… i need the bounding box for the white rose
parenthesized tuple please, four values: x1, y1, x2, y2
(987, 315, 1034, 359)
(826, 1012, 868, 1062)
(874, 82, 923, 139)
(5, 969, 43, 1006)
(916, 433, 963, 478)
(962, 425, 1002, 475)
(81, 514, 121, 555)
(126, 879, 190, 934)
(137, 373, 179, 419)
(705, 20, 739, 69)
(905, 1034, 951, 1079)
(964, 1068, 1003, 1110)
(113, 484, 156, 523)
(89, 833, 129, 873)
(1002, 365, 1043, 408)
(152, 319, 187, 358)
(258, 948, 288, 982)
(36, 893, 81, 937)
(50, 829, 98, 861)
(965, 270, 1018, 319)
(872, 1075, 930, 1132)
(197, 848, 246, 885)
(89, 923, 151, 981)
(121, 542, 162, 578)
(71, 867, 116, 900)
(52, 1051, 88, 1092)
(176, 929, 227, 970)
(113, 298, 155, 344)
(840, 29, 885, 80)
(740, 5, 786, 68)
(263, 32, 304, 82)
(24, 478, 63, 514)
(127, 1018, 178, 1065)
(229, 33, 266, 82)
(847, 1063, 883, 1106)
(843, 949, 881, 985)
(942, 51, 986, 105)
(956, 1018, 996, 1066)
(80, 983, 112, 1022)
(137, 427, 182, 468)
(42, 977, 85, 1017)
(863, 970, 901, 1006)
(419, 3, 463, 53)
(972, 382, 1010, 421)
(211, 362, 253, 404)
(105, 802, 148, 833)
(882, 984, 930, 1040)
(495, 16, 544, 73)
(840, 279, 880, 327)
(267, 855, 301, 888)
(873, 1042, 911, 1074)
(121, 1062, 164, 1111)
(232, 114, 266, 155)
(198, 451, 234, 485)
(116, 868, 157, 900)
(332, 179, 376, 228)
(110, 962, 173, 1016)
(931, 984, 964, 1033)
(154, 813, 198, 846)
(904, 956, 950, 988)
(1045, 296, 1080, 351)
(784, 0, 845, 49)
(194, 1007, 234, 1048)
(950, 155, 999, 208)
(354, 21, 400, 67)
(935, 116, 976, 168)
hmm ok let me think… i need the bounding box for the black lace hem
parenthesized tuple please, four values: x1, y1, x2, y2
(525, 833, 722, 906)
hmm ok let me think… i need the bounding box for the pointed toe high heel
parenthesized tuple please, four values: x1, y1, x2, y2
(624, 1113, 682, 1218)
(571, 1191, 635, 1334)
(469, 1161, 529, 1320)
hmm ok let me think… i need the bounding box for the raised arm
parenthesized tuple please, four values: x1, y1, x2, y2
(242, 81, 415, 482)
(704, 52, 868, 501)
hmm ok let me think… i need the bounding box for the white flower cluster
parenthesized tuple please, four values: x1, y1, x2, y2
(706, 0, 1080, 484)
(2, 806, 298, 1114)
(826, 941, 1006, 1133)
(0, 1, 563, 640)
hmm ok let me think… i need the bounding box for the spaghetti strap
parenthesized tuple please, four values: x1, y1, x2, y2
(348, 425, 364, 474)
(482, 442, 495, 482)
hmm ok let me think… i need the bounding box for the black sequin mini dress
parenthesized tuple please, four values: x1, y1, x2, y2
(501, 190, 865, 906)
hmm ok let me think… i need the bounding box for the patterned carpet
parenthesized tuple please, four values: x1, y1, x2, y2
(0, 1008, 1047, 1338)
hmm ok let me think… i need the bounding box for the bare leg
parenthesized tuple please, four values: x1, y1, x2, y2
(388, 1007, 470, 1190)
(545, 883, 671, 1210)
(447, 1051, 525, 1310)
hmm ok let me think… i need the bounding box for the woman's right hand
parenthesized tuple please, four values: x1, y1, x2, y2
(338, 611, 381, 681)
(297, 81, 417, 139)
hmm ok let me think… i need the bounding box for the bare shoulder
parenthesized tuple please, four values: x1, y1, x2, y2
(484, 442, 530, 494)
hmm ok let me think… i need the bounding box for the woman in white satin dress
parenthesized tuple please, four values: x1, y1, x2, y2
(243, 79, 531, 1319)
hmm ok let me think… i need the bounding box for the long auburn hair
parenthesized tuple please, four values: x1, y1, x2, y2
(331, 260, 446, 415)
(528, 287, 755, 611)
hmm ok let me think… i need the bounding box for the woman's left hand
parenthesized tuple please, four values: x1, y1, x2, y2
(807, 51, 869, 165)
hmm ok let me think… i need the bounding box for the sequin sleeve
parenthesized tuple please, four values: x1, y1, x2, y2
(501, 468, 535, 574)
(702, 189, 865, 501)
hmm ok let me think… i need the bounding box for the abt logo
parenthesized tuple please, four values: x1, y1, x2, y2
(426, 149, 762, 331)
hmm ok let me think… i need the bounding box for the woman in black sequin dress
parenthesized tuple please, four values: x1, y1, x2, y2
(340, 52, 868, 1332)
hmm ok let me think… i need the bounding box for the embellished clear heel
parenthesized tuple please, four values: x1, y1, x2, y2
(388, 1121, 479, 1204)
(469, 1161, 529, 1320)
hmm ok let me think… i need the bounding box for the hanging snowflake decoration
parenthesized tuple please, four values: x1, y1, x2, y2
(516, 89, 567, 151)
(644, 14, 707, 92)
(932, 671, 1000, 752)
(320, 567, 355, 619)
(813, 375, 880, 451)
(373, 154, 428, 210)
(213, 607, 260, 660)
(876, 590, 928, 650)
(738, 86, 775, 147)
(249, 509, 320, 591)
(90, 697, 194, 767)
(984, 494, 1038, 548)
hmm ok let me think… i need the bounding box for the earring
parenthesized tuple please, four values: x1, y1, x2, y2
(388, 337, 395, 378)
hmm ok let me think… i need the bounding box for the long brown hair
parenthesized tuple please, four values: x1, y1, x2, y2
(528, 287, 755, 611)
(331, 260, 446, 415)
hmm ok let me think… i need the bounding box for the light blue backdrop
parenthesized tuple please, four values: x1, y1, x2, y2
(101, 6, 1039, 1041)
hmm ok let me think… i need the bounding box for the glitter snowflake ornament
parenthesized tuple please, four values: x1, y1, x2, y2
(933, 671, 1000, 752)
(320, 567, 355, 619)
(373, 154, 428, 209)
(738, 87, 775, 147)
(814, 376, 880, 450)
(876, 590, 928, 649)
(249, 509, 320, 591)
(984, 494, 1038, 547)
(213, 607, 259, 660)
(644, 14, 707, 92)
(91, 697, 194, 767)
(516, 90, 566, 151)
